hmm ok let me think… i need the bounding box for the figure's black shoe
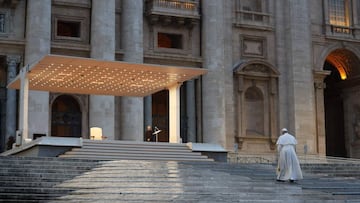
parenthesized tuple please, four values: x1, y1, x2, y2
(276, 179, 285, 182)
(289, 179, 295, 183)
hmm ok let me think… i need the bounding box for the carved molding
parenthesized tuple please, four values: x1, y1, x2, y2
(0, 0, 20, 8)
(243, 64, 269, 73)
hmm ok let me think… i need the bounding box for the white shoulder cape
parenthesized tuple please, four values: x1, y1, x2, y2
(276, 133, 297, 145)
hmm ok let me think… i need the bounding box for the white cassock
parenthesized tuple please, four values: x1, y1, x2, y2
(276, 133, 303, 181)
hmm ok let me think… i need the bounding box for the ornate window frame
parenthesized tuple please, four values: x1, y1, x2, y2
(324, 0, 360, 39)
(153, 27, 189, 55)
(233, 0, 274, 30)
(52, 15, 87, 43)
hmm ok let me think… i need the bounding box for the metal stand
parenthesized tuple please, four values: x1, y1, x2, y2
(153, 126, 161, 142)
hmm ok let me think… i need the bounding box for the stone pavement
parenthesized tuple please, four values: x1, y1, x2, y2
(48, 160, 360, 203)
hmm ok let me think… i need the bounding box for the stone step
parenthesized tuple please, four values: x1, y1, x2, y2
(82, 139, 188, 148)
(0, 164, 95, 171)
(0, 187, 73, 195)
(59, 154, 214, 161)
(60, 140, 214, 161)
(82, 142, 189, 150)
(76, 146, 196, 154)
(0, 157, 100, 167)
(0, 192, 64, 201)
(0, 180, 63, 188)
(300, 163, 360, 178)
(65, 149, 206, 158)
(0, 176, 73, 183)
(70, 147, 204, 155)
(0, 164, 93, 174)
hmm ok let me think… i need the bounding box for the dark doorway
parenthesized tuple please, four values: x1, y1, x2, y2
(324, 61, 347, 157)
(152, 90, 169, 142)
(51, 95, 81, 137)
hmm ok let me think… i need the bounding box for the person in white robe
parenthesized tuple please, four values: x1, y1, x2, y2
(276, 128, 303, 182)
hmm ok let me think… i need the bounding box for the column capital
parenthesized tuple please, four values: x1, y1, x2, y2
(7, 55, 21, 82)
(313, 70, 331, 82)
(313, 70, 331, 89)
(6, 55, 21, 65)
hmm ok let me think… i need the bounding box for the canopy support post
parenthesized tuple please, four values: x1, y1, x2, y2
(169, 83, 182, 143)
(18, 65, 29, 144)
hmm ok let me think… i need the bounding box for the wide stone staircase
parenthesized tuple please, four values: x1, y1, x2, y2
(1, 156, 360, 202)
(0, 156, 100, 202)
(1, 155, 360, 202)
(58, 139, 214, 162)
(300, 156, 360, 178)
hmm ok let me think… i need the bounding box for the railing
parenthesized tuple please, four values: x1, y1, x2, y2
(325, 24, 360, 40)
(330, 25, 352, 35)
(155, 0, 197, 11)
(146, 0, 199, 18)
(234, 10, 272, 29)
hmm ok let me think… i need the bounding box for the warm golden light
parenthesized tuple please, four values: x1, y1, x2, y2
(327, 54, 348, 80)
(338, 68, 347, 80)
(8, 55, 207, 97)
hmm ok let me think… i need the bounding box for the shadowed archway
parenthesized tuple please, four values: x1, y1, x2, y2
(324, 49, 360, 158)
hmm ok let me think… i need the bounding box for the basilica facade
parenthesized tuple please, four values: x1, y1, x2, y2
(0, 0, 360, 158)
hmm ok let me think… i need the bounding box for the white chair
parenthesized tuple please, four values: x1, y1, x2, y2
(90, 127, 104, 140)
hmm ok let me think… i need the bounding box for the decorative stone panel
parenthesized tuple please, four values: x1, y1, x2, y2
(234, 60, 279, 152)
(241, 35, 266, 58)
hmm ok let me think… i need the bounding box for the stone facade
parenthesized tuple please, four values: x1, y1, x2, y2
(0, 0, 360, 159)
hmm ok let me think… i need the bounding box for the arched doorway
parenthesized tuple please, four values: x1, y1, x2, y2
(323, 49, 360, 158)
(51, 95, 82, 137)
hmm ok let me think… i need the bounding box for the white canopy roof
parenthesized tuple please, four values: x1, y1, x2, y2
(8, 55, 207, 97)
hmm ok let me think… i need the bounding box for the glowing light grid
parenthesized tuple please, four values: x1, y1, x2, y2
(8, 55, 207, 97)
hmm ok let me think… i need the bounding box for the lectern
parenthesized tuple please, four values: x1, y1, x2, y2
(152, 126, 162, 142)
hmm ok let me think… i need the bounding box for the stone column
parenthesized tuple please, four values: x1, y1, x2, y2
(5, 55, 20, 145)
(314, 70, 331, 156)
(90, 0, 116, 140)
(120, 0, 144, 141)
(281, 0, 316, 154)
(201, 0, 226, 146)
(186, 80, 196, 142)
(24, 0, 51, 140)
(275, 0, 288, 130)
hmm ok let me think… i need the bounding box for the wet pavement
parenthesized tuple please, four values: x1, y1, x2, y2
(48, 160, 360, 202)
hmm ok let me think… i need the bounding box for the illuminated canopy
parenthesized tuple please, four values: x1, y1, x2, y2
(8, 55, 207, 97)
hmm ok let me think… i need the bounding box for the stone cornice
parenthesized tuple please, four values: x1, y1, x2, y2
(0, 38, 25, 46)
